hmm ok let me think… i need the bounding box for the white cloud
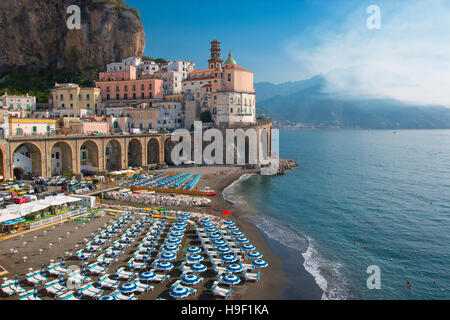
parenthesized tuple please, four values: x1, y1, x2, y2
(285, 0, 450, 106)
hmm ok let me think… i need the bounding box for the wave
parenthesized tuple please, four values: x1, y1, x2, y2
(222, 173, 350, 300)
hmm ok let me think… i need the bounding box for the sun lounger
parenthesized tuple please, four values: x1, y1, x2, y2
(114, 267, 136, 280)
(1, 280, 18, 296)
(243, 270, 261, 281)
(179, 262, 194, 273)
(210, 281, 233, 299)
(127, 258, 146, 270)
(133, 280, 154, 293)
(78, 283, 103, 299)
(44, 280, 65, 295)
(97, 275, 120, 289)
(149, 269, 170, 283)
(26, 272, 42, 285)
(48, 264, 68, 276)
(212, 265, 228, 275)
(111, 290, 137, 300)
(97, 254, 118, 266)
(19, 290, 41, 301)
(88, 263, 108, 275)
(57, 291, 79, 300)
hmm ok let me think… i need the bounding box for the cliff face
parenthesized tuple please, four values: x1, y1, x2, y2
(0, 0, 146, 72)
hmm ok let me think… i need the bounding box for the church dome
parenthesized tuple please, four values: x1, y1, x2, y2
(225, 51, 237, 66)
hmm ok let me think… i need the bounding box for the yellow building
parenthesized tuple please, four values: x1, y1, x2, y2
(9, 118, 57, 136)
(50, 83, 101, 116)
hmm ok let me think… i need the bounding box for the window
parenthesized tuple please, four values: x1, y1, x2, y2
(32, 126, 37, 132)
(124, 85, 128, 91)
(141, 84, 144, 90)
(133, 85, 136, 91)
(116, 86, 119, 92)
(106, 86, 110, 93)
(86, 104, 90, 109)
(86, 94, 90, 100)
(70, 104, 73, 109)
(55, 152, 60, 160)
(70, 94, 73, 100)
(60, 94, 64, 100)
(106, 94, 110, 100)
(228, 73, 231, 82)
(116, 94, 120, 100)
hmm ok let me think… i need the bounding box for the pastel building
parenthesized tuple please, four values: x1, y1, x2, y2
(8, 118, 57, 136)
(1, 93, 36, 118)
(50, 83, 101, 117)
(107, 57, 141, 72)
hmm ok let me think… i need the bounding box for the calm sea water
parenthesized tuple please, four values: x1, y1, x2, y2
(224, 130, 450, 300)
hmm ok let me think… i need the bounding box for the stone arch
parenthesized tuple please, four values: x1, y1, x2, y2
(163, 136, 176, 166)
(147, 138, 160, 165)
(128, 138, 142, 168)
(12, 142, 43, 178)
(50, 141, 73, 176)
(0, 145, 5, 180)
(80, 140, 99, 175)
(105, 139, 122, 171)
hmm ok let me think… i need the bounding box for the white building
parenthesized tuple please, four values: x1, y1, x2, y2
(154, 101, 184, 130)
(137, 60, 160, 75)
(1, 93, 36, 117)
(107, 57, 141, 72)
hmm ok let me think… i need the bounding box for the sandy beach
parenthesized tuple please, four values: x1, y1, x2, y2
(0, 165, 308, 300)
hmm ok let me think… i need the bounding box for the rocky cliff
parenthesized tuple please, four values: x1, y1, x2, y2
(0, 0, 145, 72)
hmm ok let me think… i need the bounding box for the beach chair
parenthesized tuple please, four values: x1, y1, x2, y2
(179, 262, 194, 273)
(18, 290, 41, 301)
(47, 264, 67, 276)
(78, 283, 103, 299)
(243, 270, 261, 282)
(67, 272, 90, 286)
(212, 265, 228, 275)
(44, 280, 64, 296)
(97, 275, 120, 289)
(25, 272, 42, 285)
(241, 263, 254, 271)
(127, 258, 146, 271)
(96, 254, 118, 266)
(88, 263, 108, 275)
(210, 281, 233, 299)
(133, 280, 154, 293)
(33, 271, 48, 283)
(149, 269, 170, 283)
(111, 290, 137, 300)
(57, 291, 79, 300)
(1, 280, 17, 296)
(115, 267, 136, 280)
(209, 256, 222, 265)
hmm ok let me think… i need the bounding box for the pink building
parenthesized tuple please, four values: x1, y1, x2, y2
(96, 78, 163, 101)
(99, 65, 137, 81)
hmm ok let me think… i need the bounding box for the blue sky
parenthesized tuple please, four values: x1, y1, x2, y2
(127, 0, 450, 107)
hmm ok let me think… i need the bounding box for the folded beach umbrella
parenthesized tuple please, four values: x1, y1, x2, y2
(222, 254, 238, 264)
(155, 261, 174, 272)
(59, 273, 65, 285)
(213, 240, 227, 247)
(33, 285, 38, 298)
(221, 274, 241, 286)
(14, 275, 19, 287)
(186, 254, 204, 263)
(186, 246, 201, 254)
(226, 264, 243, 273)
(235, 237, 249, 244)
(119, 282, 138, 294)
(99, 295, 117, 300)
(247, 251, 263, 260)
(61, 257, 66, 268)
(252, 259, 268, 269)
(216, 246, 231, 255)
(191, 263, 207, 273)
(160, 252, 177, 261)
(180, 273, 202, 286)
(170, 286, 190, 299)
(241, 244, 256, 251)
(139, 271, 157, 283)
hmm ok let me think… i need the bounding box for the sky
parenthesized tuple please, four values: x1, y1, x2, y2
(127, 0, 450, 107)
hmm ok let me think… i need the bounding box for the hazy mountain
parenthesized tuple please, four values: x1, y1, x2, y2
(255, 74, 450, 129)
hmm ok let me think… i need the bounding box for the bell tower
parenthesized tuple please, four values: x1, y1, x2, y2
(208, 40, 223, 69)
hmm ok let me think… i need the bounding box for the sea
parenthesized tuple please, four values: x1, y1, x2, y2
(223, 129, 450, 300)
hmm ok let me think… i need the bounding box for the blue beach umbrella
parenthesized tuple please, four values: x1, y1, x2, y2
(186, 246, 201, 254)
(162, 244, 179, 252)
(247, 251, 263, 260)
(170, 286, 190, 299)
(226, 264, 243, 273)
(252, 259, 268, 269)
(33, 285, 38, 298)
(175, 221, 187, 227)
(231, 231, 244, 238)
(99, 295, 117, 300)
(177, 217, 188, 222)
(191, 263, 207, 273)
(180, 273, 202, 285)
(209, 233, 222, 240)
(222, 254, 238, 264)
(166, 237, 181, 245)
(205, 227, 218, 234)
(119, 282, 138, 294)
(187, 254, 204, 263)
(139, 271, 156, 282)
(235, 237, 249, 244)
(181, 213, 191, 218)
(155, 261, 174, 272)
(226, 225, 239, 232)
(169, 231, 184, 238)
(160, 252, 177, 261)
(172, 226, 185, 232)
(200, 218, 211, 224)
(40, 265, 46, 276)
(223, 220, 235, 226)
(81, 263, 87, 275)
(241, 244, 256, 251)
(216, 246, 231, 255)
(14, 275, 19, 287)
(221, 274, 241, 286)
(213, 240, 227, 247)
(203, 223, 215, 228)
